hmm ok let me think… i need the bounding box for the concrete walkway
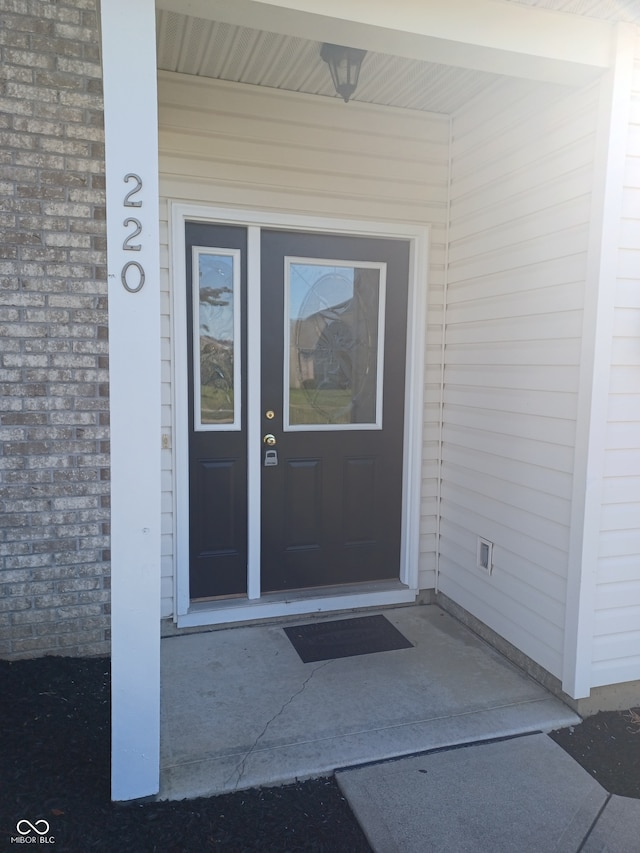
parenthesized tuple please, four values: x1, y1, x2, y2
(160, 605, 578, 799)
(337, 733, 640, 852)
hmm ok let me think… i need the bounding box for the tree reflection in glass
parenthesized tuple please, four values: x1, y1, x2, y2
(196, 251, 236, 425)
(288, 263, 382, 426)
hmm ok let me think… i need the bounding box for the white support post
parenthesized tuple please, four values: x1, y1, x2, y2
(563, 24, 636, 699)
(100, 0, 162, 799)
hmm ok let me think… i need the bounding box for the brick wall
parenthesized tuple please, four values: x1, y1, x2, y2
(0, 0, 110, 658)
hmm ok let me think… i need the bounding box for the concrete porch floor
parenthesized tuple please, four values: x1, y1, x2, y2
(159, 604, 580, 800)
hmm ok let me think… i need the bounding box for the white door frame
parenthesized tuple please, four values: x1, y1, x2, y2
(171, 203, 429, 628)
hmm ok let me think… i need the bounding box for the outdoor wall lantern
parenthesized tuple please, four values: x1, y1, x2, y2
(320, 43, 366, 103)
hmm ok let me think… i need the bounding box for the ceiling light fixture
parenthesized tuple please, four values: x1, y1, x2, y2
(320, 43, 366, 103)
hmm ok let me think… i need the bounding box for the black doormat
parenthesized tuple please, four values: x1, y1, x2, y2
(283, 614, 414, 663)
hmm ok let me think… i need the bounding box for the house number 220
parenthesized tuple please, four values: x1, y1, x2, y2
(121, 173, 145, 293)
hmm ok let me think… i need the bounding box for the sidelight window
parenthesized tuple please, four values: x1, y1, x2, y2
(192, 247, 241, 430)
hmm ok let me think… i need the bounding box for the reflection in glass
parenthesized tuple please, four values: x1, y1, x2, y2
(194, 250, 238, 426)
(288, 262, 383, 426)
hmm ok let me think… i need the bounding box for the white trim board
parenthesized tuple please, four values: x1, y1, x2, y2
(101, 0, 162, 802)
(179, 586, 418, 628)
(563, 23, 637, 700)
(170, 203, 429, 627)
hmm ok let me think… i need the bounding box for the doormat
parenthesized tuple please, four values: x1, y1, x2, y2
(283, 614, 414, 663)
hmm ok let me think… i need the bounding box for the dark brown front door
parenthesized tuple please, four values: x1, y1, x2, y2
(187, 224, 409, 600)
(260, 230, 409, 592)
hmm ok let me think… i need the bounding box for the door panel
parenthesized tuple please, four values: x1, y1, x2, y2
(343, 457, 376, 545)
(260, 230, 409, 593)
(195, 460, 239, 552)
(283, 459, 323, 548)
(186, 222, 248, 599)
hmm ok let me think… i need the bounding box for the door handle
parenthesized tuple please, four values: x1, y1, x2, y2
(263, 434, 277, 446)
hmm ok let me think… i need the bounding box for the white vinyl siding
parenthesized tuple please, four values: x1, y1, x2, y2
(439, 78, 600, 678)
(157, 72, 450, 618)
(593, 36, 640, 687)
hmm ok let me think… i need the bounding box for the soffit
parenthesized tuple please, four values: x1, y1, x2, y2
(156, 11, 513, 114)
(505, 0, 640, 23)
(156, 1, 633, 114)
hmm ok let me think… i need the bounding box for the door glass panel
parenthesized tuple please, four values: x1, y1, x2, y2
(192, 247, 241, 430)
(285, 258, 386, 430)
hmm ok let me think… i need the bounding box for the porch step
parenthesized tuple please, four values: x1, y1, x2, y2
(159, 605, 579, 800)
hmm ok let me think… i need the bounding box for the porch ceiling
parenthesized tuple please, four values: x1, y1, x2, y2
(156, 1, 637, 114)
(156, 11, 507, 114)
(506, 0, 640, 24)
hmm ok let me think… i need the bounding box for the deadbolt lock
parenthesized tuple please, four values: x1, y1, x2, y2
(265, 410, 275, 420)
(263, 433, 277, 446)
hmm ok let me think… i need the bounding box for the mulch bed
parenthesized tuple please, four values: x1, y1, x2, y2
(0, 657, 369, 852)
(549, 707, 640, 799)
(1, 656, 638, 852)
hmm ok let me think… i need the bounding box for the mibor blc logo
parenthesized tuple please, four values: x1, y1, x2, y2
(11, 820, 55, 844)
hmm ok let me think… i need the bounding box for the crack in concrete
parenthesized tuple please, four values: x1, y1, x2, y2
(227, 660, 332, 791)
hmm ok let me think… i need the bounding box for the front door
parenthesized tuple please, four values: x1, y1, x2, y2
(186, 223, 410, 601)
